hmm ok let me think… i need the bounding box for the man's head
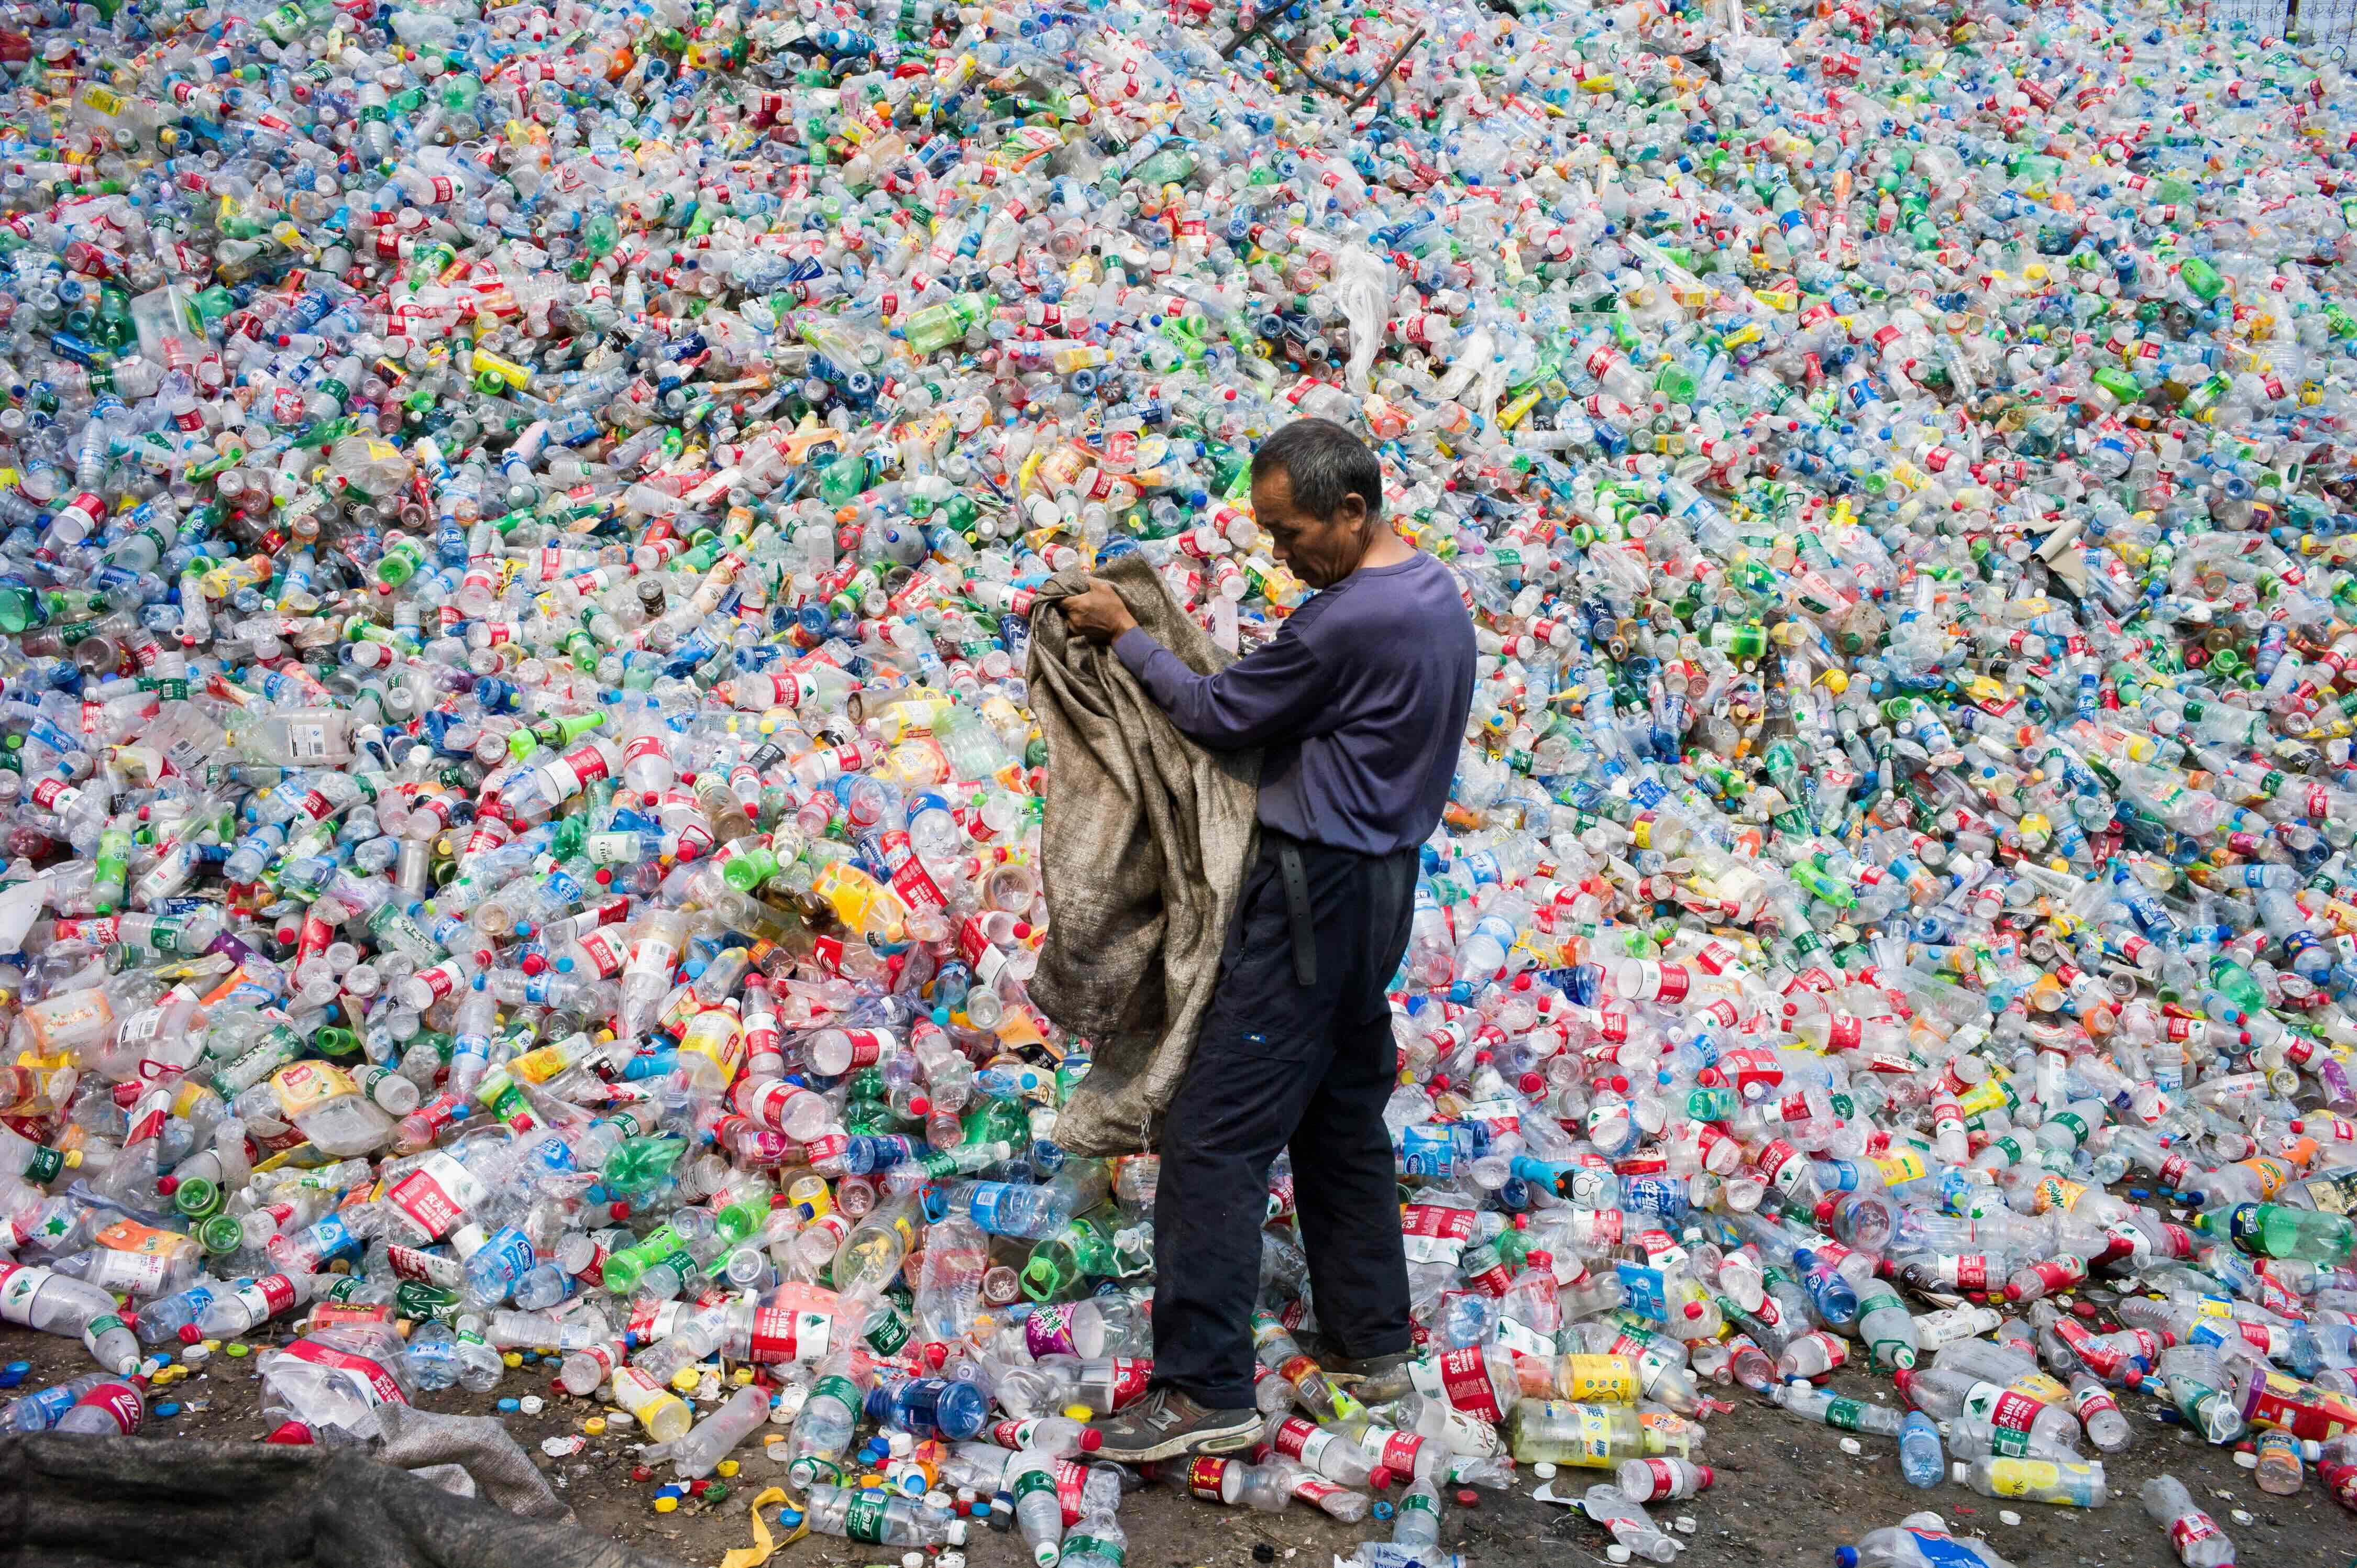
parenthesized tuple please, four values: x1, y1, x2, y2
(1249, 418, 1385, 590)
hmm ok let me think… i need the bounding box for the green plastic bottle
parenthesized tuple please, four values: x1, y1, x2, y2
(2209, 955, 2268, 1020)
(903, 292, 993, 357)
(2219, 1202, 2356, 1265)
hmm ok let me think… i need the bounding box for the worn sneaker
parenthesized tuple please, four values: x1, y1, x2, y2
(1089, 1387, 1261, 1463)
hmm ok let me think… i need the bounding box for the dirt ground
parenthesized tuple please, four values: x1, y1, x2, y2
(7, 1300, 2353, 1568)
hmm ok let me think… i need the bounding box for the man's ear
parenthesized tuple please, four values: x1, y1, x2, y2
(1338, 491, 1371, 528)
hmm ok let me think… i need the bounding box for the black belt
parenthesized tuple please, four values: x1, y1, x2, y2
(1263, 831, 1318, 989)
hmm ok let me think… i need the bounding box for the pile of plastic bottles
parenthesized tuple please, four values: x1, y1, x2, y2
(0, 0, 2355, 1556)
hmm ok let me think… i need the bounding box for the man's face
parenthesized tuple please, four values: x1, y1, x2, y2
(1249, 466, 1369, 590)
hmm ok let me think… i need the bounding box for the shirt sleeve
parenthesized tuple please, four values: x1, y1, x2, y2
(1112, 620, 1335, 752)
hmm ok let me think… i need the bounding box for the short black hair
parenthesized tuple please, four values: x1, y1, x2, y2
(1251, 418, 1382, 523)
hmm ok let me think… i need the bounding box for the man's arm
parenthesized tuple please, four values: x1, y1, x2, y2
(1113, 621, 1334, 752)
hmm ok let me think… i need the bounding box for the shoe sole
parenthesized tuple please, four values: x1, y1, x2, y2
(1095, 1417, 1262, 1465)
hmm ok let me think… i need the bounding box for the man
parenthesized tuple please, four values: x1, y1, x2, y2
(1053, 417, 1477, 1460)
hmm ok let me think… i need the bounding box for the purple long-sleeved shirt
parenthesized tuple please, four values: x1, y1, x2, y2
(1113, 551, 1475, 855)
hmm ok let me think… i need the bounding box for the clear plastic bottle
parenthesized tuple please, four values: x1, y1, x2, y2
(794, 1484, 950, 1547)
(52, 1377, 147, 1436)
(2, 1372, 111, 1433)
(2141, 1473, 2235, 1567)
(788, 1352, 871, 1487)
(0, 1264, 145, 1372)
(658, 1384, 772, 1480)
(2068, 1374, 2132, 1454)
(1897, 1412, 1944, 1489)
(1391, 1476, 1442, 1550)
(1056, 1466, 1127, 1568)
(1836, 1516, 2018, 1568)
(1616, 1457, 1713, 1503)
(1580, 1485, 1678, 1564)
(1008, 1451, 1066, 1565)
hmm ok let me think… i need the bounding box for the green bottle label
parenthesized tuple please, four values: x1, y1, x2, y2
(843, 1490, 888, 1543)
(863, 1305, 910, 1356)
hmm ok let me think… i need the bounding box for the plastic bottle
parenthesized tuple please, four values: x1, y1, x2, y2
(1390, 1476, 1442, 1551)
(1580, 1485, 1679, 1563)
(0, 1264, 141, 1372)
(1769, 1381, 1906, 1438)
(2069, 1375, 2132, 1455)
(610, 1366, 694, 1445)
(657, 1384, 771, 1481)
(1058, 1466, 1128, 1568)
(1836, 1516, 2018, 1568)
(2142, 1474, 2235, 1567)
(1615, 1457, 1713, 1503)
(1898, 1413, 1944, 1489)
(1950, 1457, 2108, 1508)
(792, 1485, 951, 1548)
(52, 1377, 147, 1436)
(1508, 1403, 1684, 1467)
(2, 1372, 111, 1433)
(1009, 1451, 1066, 1566)
(789, 1353, 873, 1487)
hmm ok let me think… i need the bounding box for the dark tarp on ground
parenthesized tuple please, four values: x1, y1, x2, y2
(1024, 553, 1261, 1157)
(0, 1432, 684, 1568)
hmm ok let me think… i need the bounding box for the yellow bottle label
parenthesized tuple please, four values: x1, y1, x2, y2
(814, 861, 910, 939)
(1873, 1148, 1930, 1186)
(1569, 1405, 1620, 1464)
(679, 1011, 744, 1084)
(1955, 1075, 2011, 1119)
(509, 1038, 582, 1085)
(272, 1059, 357, 1120)
(2009, 1371, 2072, 1406)
(1559, 1355, 1641, 1405)
(612, 1366, 687, 1422)
(1987, 1459, 2059, 1497)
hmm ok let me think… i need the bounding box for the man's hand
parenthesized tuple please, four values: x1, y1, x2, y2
(1057, 577, 1139, 645)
